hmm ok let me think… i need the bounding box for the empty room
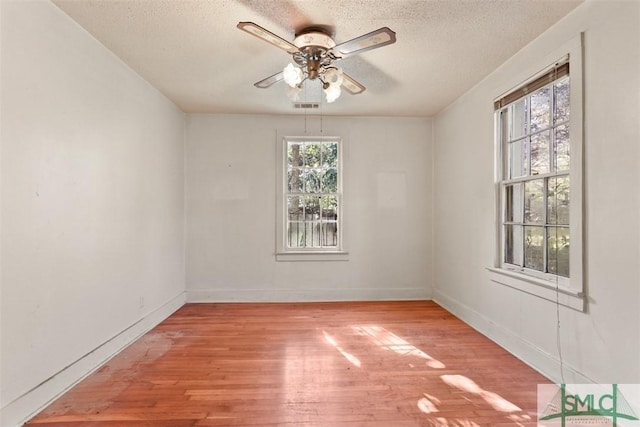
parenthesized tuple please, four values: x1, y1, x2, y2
(1, 0, 639, 426)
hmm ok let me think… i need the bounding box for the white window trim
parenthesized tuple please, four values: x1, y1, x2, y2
(489, 34, 585, 311)
(275, 131, 349, 262)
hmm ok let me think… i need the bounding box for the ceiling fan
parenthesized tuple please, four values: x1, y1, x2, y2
(237, 22, 396, 103)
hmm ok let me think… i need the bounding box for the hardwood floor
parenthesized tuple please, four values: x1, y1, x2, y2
(25, 301, 551, 426)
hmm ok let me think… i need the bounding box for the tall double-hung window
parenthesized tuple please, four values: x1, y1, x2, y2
(492, 37, 584, 309)
(276, 134, 347, 261)
(497, 63, 570, 278)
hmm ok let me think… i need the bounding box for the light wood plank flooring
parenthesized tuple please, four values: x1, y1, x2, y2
(25, 301, 551, 426)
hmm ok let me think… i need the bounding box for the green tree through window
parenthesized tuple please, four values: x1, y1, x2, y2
(286, 139, 340, 249)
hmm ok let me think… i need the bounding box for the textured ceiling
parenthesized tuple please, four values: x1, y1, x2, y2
(52, 0, 583, 117)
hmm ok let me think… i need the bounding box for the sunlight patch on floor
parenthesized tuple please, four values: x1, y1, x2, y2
(322, 331, 362, 368)
(440, 374, 522, 413)
(417, 393, 441, 414)
(352, 325, 446, 369)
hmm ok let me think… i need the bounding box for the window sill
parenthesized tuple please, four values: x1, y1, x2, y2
(487, 267, 585, 312)
(276, 251, 349, 262)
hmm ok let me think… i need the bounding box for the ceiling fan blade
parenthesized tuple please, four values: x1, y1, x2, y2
(341, 72, 366, 95)
(332, 27, 396, 58)
(237, 22, 300, 54)
(254, 71, 284, 89)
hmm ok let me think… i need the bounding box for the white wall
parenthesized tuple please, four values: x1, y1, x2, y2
(433, 0, 640, 384)
(186, 114, 433, 302)
(7, 0, 636, 425)
(0, 1, 186, 425)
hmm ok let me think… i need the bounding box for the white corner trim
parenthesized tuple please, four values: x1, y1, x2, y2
(433, 289, 593, 385)
(1, 291, 186, 427)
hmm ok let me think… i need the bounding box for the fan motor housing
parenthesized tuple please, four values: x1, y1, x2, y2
(293, 31, 335, 50)
(292, 29, 336, 80)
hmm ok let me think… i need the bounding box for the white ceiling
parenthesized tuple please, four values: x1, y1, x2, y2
(52, 0, 582, 117)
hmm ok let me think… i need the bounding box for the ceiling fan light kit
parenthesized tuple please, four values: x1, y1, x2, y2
(283, 63, 304, 88)
(237, 21, 396, 104)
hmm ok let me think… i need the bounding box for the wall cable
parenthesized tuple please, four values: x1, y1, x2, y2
(552, 62, 566, 385)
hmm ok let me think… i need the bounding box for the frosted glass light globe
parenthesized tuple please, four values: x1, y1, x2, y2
(283, 63, 303, 88)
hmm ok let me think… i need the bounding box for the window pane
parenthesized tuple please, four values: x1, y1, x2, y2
(505, 225, 522, 265)
(548, 227, 570, 277)
(555, 124, 570, 172)
(505, 184, 523, 223)
(524, 179, 544, 224)
(531, 87, 551, 133)
(548, 176, 570, 225)
(322, 168, 338, 193)
(524, 226, 544, 271)
(300, 143, 321, 167)
(303, 169, 322, 193)
(288, 169, 303, 193)
(288, 142, 303, 167)
(302, 221, 321, 247)
(287, 196, 303, 220)
(303, 196, 320, 218)
(554, 77, 570, 124)
(509, 138, 529, 178)
(287, 222, 303, 248)
(321, 143, 338, 168)
(509, 98, 528, 140)
(530, 131, 550, 175)
(320, 196, 338, 220)
(321, 223, 338, 247)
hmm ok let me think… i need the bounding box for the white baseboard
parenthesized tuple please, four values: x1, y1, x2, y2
(1, 291, 186, 427)
(186, 287, 431, 303)
(433, 289, 593, 385)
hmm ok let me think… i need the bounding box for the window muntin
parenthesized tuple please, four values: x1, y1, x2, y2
(284, 138, 341, 251)
(498, 71, 571, 281)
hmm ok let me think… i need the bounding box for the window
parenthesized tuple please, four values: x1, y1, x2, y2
(497, 63, 570, 281)
(491, 36, 584, 310)
(276, 134, 347, 261)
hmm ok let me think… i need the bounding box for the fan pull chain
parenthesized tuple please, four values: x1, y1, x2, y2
(304, 82, 308, 135)
(320, 91, 323, 134)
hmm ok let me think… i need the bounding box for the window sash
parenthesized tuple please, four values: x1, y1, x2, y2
(501, 175, 570, 279)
